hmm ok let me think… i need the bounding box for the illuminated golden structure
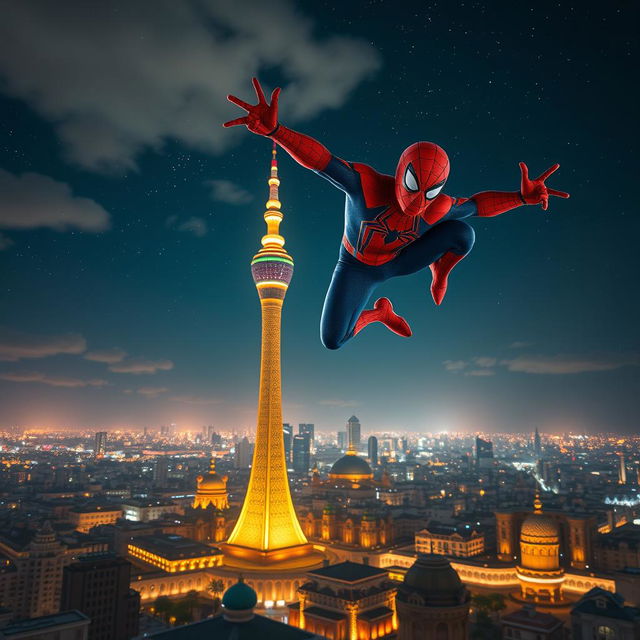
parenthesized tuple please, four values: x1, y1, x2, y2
(128, 534, 223, 573)
(193, 458, 228, 510)
(516, 495, 566, 603)
(223, 145, 313, 565)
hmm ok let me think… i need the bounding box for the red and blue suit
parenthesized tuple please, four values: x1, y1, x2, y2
(224, 79, 570, 349)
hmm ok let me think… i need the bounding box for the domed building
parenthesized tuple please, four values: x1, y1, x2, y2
(329, 449, 374, 486)
(516, 495, 566, 603)
(193, 458, 228, 510)
(396, 554, 470, 640)
(221, 577, 258, 622)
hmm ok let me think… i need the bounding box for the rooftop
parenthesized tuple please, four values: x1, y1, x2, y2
(307, 561, 387, 583)
(147, 614, 318, 639)
(130, 534, 222, 560)
(0, 610, 89, 636)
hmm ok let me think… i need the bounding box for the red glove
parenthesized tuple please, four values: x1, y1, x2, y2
(473, 163, 570, 217)
(223, 77, 331, 171)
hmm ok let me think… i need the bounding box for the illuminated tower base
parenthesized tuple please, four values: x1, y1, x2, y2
(221, 145, 323, 570)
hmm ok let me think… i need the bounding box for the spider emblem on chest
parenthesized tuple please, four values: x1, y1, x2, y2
(356, 208, 421, 255)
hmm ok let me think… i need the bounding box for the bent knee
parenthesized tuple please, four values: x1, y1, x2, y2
(320, 327, 349, 350)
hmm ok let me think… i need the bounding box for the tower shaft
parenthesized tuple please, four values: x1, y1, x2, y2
(224, 145, 311, 563)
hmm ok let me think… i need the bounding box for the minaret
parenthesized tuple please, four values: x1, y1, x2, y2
(224, 144, 311, 563)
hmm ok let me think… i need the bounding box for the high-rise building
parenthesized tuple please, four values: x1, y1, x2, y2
(154, 456, 169, 486)
(292, 434, 311, 474)
(94, 432, 107, 459)
(234, 437, 252, 469)
(223, 145, 313, 564)
(347, 415, 361, 448)
(475, 436, 494, 470)
(283, 423, 293, 463)
(368, 435, 378, 467)
(338, 431, 348, 451)
(61, 553, 140, 640)
(534, 427, 543, 459)
(299, 423, 315, 452)
(618, 453, 627, 485)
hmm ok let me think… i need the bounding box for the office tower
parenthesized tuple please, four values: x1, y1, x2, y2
(234, 437, 252, 469)
(292, 434, 311, 474)
(347, 415, 361, 448)
(534, 427, 543, 459)
(368, 435, 379, 467)
(299, 423, 315, 452)
(338, 431, 348, 451)
(618, 453, 627, 484)
(211, 431, 222, 446)
(61, 553, 140, 640)
(94, 431, 107, 459)
(159, 424, 171, 436)
(475, 436, 494, 470)
(154, 456, 169, 486)
(283, 422, 293, 463)
(224, 145, 312, 563)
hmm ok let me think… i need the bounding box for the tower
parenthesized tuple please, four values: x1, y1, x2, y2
(534, 427, 542, 459)
(224, 144, 312, 564)
(347, 415, 361, 448)
(368, 435, 378, 467)
(618, 453, 627, 484)
(94, 431, 107, 459)
(516, 494, 565, 603)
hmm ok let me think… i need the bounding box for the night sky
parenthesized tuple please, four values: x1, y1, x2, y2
(0, 0, 637, 434)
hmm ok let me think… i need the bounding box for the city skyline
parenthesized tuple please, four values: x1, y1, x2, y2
(1, 1, 638, 434)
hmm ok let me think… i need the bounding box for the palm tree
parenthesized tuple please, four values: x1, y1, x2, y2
(207, 579, 225, 613)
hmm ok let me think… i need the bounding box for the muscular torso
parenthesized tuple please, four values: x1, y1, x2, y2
(315, 157, 474, 266)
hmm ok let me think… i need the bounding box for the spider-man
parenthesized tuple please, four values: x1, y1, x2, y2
(224, 78, 570, 349)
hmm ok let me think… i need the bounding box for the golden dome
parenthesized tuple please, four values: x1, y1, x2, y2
(520, 495, 558, 541)
(193, 459, 228, 510)
(329, 451, 373, 481)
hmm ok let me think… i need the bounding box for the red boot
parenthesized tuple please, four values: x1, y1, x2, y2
(353, 297, 412, 337)
(429, 252, 466, 305)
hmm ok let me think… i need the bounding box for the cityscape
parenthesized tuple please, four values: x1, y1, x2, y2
(0, 149, 638, 639)
(1, 1, 638, 640)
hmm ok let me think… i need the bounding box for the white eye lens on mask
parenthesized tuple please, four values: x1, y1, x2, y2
(425, 183, 444, 200)
(403, 164, 419, 192)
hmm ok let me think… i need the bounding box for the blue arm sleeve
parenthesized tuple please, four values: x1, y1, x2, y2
(448, 198, 478, 220)
(313, 156, 361, 195)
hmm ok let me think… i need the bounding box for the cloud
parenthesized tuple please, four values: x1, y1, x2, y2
(137, 386, 168, 398)
(0, 328, 86, 361)
(445, 353, 639, 376)
(0, 0, 380, 172)
(205, 179, 252, 205)
(109, 358, 174, 375)
(509, 341, 533, 349)
(166, 216, 208, 237)
(317, 398, 359, 408)
(0, 169, 110, 231)
(443, 360, 468, 372)
(84, 348, 127, 364)
(466, 369, 496, 377)
(170, 394, 220, 405)
(0, 371, 108, 388)
(501, 354, 640, 375)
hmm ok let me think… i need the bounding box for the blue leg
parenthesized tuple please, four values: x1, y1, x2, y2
(391, 220, 475, 277)
(320, 259, 381, 350)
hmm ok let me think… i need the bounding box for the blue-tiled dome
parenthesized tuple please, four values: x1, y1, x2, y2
(222, 579, 257, 611)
